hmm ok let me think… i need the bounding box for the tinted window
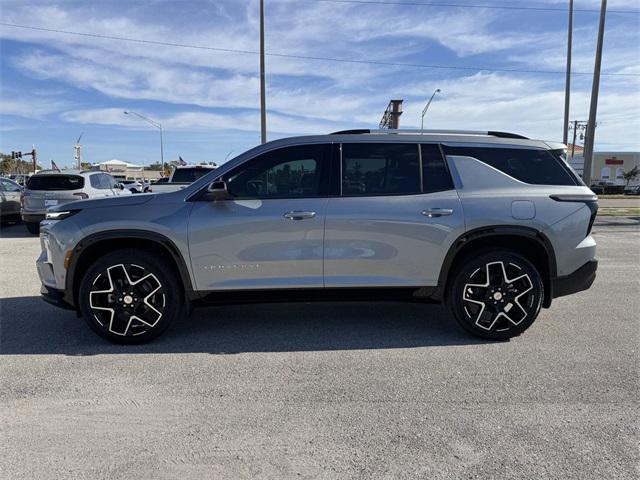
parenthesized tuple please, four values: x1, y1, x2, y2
(227, 144, 328, 198)
(443, 146, 578, 186)
(421, 144, 454, 193)
(342, 143, 420, 196)
(172, 168, 214, 183)
(26, 175, 84, 191)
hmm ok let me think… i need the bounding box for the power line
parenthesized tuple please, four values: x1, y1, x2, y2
(1, 21, 639, 77)
(303, 0, 639, 14)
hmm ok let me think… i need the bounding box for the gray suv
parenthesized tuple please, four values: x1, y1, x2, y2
(37, 130, 598, 343)
(22, 170, 128, 234)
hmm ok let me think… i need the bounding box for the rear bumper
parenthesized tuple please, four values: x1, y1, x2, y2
(40, 284, 75, 310)
(21, 212, 45, 223)
(552, 260, 598, 299)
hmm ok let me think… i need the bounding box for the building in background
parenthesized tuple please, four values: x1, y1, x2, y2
(567, 151, 639, 186)
(96, 159, 162, 181)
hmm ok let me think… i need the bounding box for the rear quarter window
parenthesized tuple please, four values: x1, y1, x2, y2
(26, 175, 85, 191)
(443, 146, 579, 186)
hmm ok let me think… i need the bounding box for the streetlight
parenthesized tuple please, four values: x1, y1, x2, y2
(421, 88, 441, 132)
(124, 111, 164, 173)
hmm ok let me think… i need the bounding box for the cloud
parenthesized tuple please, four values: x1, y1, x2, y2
(1, 0, 638, 151)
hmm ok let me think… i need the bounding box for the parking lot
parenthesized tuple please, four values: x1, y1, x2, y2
(1, 221, 638, 479)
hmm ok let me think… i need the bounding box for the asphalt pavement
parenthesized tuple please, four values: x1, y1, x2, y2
(0, 221, 638, 479)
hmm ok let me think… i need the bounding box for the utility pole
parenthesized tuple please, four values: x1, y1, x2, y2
(582, 0, 607, 185)
(563, 0, 573, 145)
(259, 0, 267, 144)
(569, 120, 588, 159)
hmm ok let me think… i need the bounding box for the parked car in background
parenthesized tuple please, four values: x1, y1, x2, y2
(0, 177, 23, 223)
(120, 179, 152, 193)
(38, 129, 598, 344)
(623, 185, 640, 195)
(21, 170, 130, 234)
(8, 174, 30, 186)
(151, 165, 217, 193)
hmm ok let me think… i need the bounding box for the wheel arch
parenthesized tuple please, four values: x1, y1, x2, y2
(65, 230, 196, 309)
(437, 226, 557, 308)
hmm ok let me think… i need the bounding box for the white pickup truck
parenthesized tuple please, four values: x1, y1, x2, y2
(151, 165, 217, 194)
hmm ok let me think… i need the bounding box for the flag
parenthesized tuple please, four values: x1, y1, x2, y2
(178, 156, 187, 166)
(51, 160, 61, 172)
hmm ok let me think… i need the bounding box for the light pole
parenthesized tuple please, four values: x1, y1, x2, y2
(562, 0, 574, 145)
(421, 89, 441, 132)
(124, 111, 164, 174)
(259, 0, 267, 144)
(582, 0, 607, 185)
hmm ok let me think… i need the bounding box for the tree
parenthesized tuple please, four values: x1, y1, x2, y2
(623, 166, 639, 187)
(0, 153, 16, 175)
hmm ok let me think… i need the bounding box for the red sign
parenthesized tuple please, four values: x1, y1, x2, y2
(605, 157, 624, 165)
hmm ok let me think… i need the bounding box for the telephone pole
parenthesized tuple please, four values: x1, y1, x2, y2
(562, 0, 573, 145)
(259, 0, 267, 144)
(582, 0, 607, 185)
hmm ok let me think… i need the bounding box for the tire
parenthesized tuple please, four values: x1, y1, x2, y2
(446, 250, 543, 340)
(25, 222, 39, 235)
(78, 249, 183, 344)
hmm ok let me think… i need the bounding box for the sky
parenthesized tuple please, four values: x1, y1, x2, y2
(0, 0, 639, 169)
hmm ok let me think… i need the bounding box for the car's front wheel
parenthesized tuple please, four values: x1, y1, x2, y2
(78, 249, 183, 343)
(447, 251, 543, 340)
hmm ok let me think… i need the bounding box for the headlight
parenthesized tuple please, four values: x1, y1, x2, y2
(45, 210, 80, 220)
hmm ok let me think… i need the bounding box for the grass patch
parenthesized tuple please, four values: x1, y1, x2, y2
(597, 207, 640, 216)
(597, 194, 639, 199)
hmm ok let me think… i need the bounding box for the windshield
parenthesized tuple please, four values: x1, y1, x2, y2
(26, 175, 84, 191)
(172, 168, 213, 183)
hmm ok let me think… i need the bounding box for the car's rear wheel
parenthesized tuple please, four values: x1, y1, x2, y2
(447, 251, 543, 340)
(78, 249, 182, 344)
(25, 222, 39, 234)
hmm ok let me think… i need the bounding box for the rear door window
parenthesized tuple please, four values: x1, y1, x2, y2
(443, 146, 579, 186)
(26, 175, 85, 191)
(341, 143, 420, 196)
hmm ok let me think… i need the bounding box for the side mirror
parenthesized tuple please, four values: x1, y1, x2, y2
(118, 183, 124, 190)
(207, 179, 233, 200)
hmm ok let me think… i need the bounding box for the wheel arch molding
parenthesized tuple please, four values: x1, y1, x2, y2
(436, 225, 557, 308)
(65, 229, 196, 309)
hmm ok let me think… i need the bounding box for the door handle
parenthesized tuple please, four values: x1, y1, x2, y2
(421, 208, 454, 218)
(283, 211, 316, 220)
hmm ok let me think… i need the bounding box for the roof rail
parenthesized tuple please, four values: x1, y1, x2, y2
(329, 128, 528, 139)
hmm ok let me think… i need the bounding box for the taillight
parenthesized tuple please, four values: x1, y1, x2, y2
(549, 194, 599, 236)
(73, 192, 89, 199)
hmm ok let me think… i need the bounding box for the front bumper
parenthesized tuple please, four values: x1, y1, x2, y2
(552, 259, 598, 299)
(40, 284, 75, 310)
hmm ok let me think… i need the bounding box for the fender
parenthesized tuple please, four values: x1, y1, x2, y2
(436, 225, 557, 305)
(65, 229, 196, 308)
